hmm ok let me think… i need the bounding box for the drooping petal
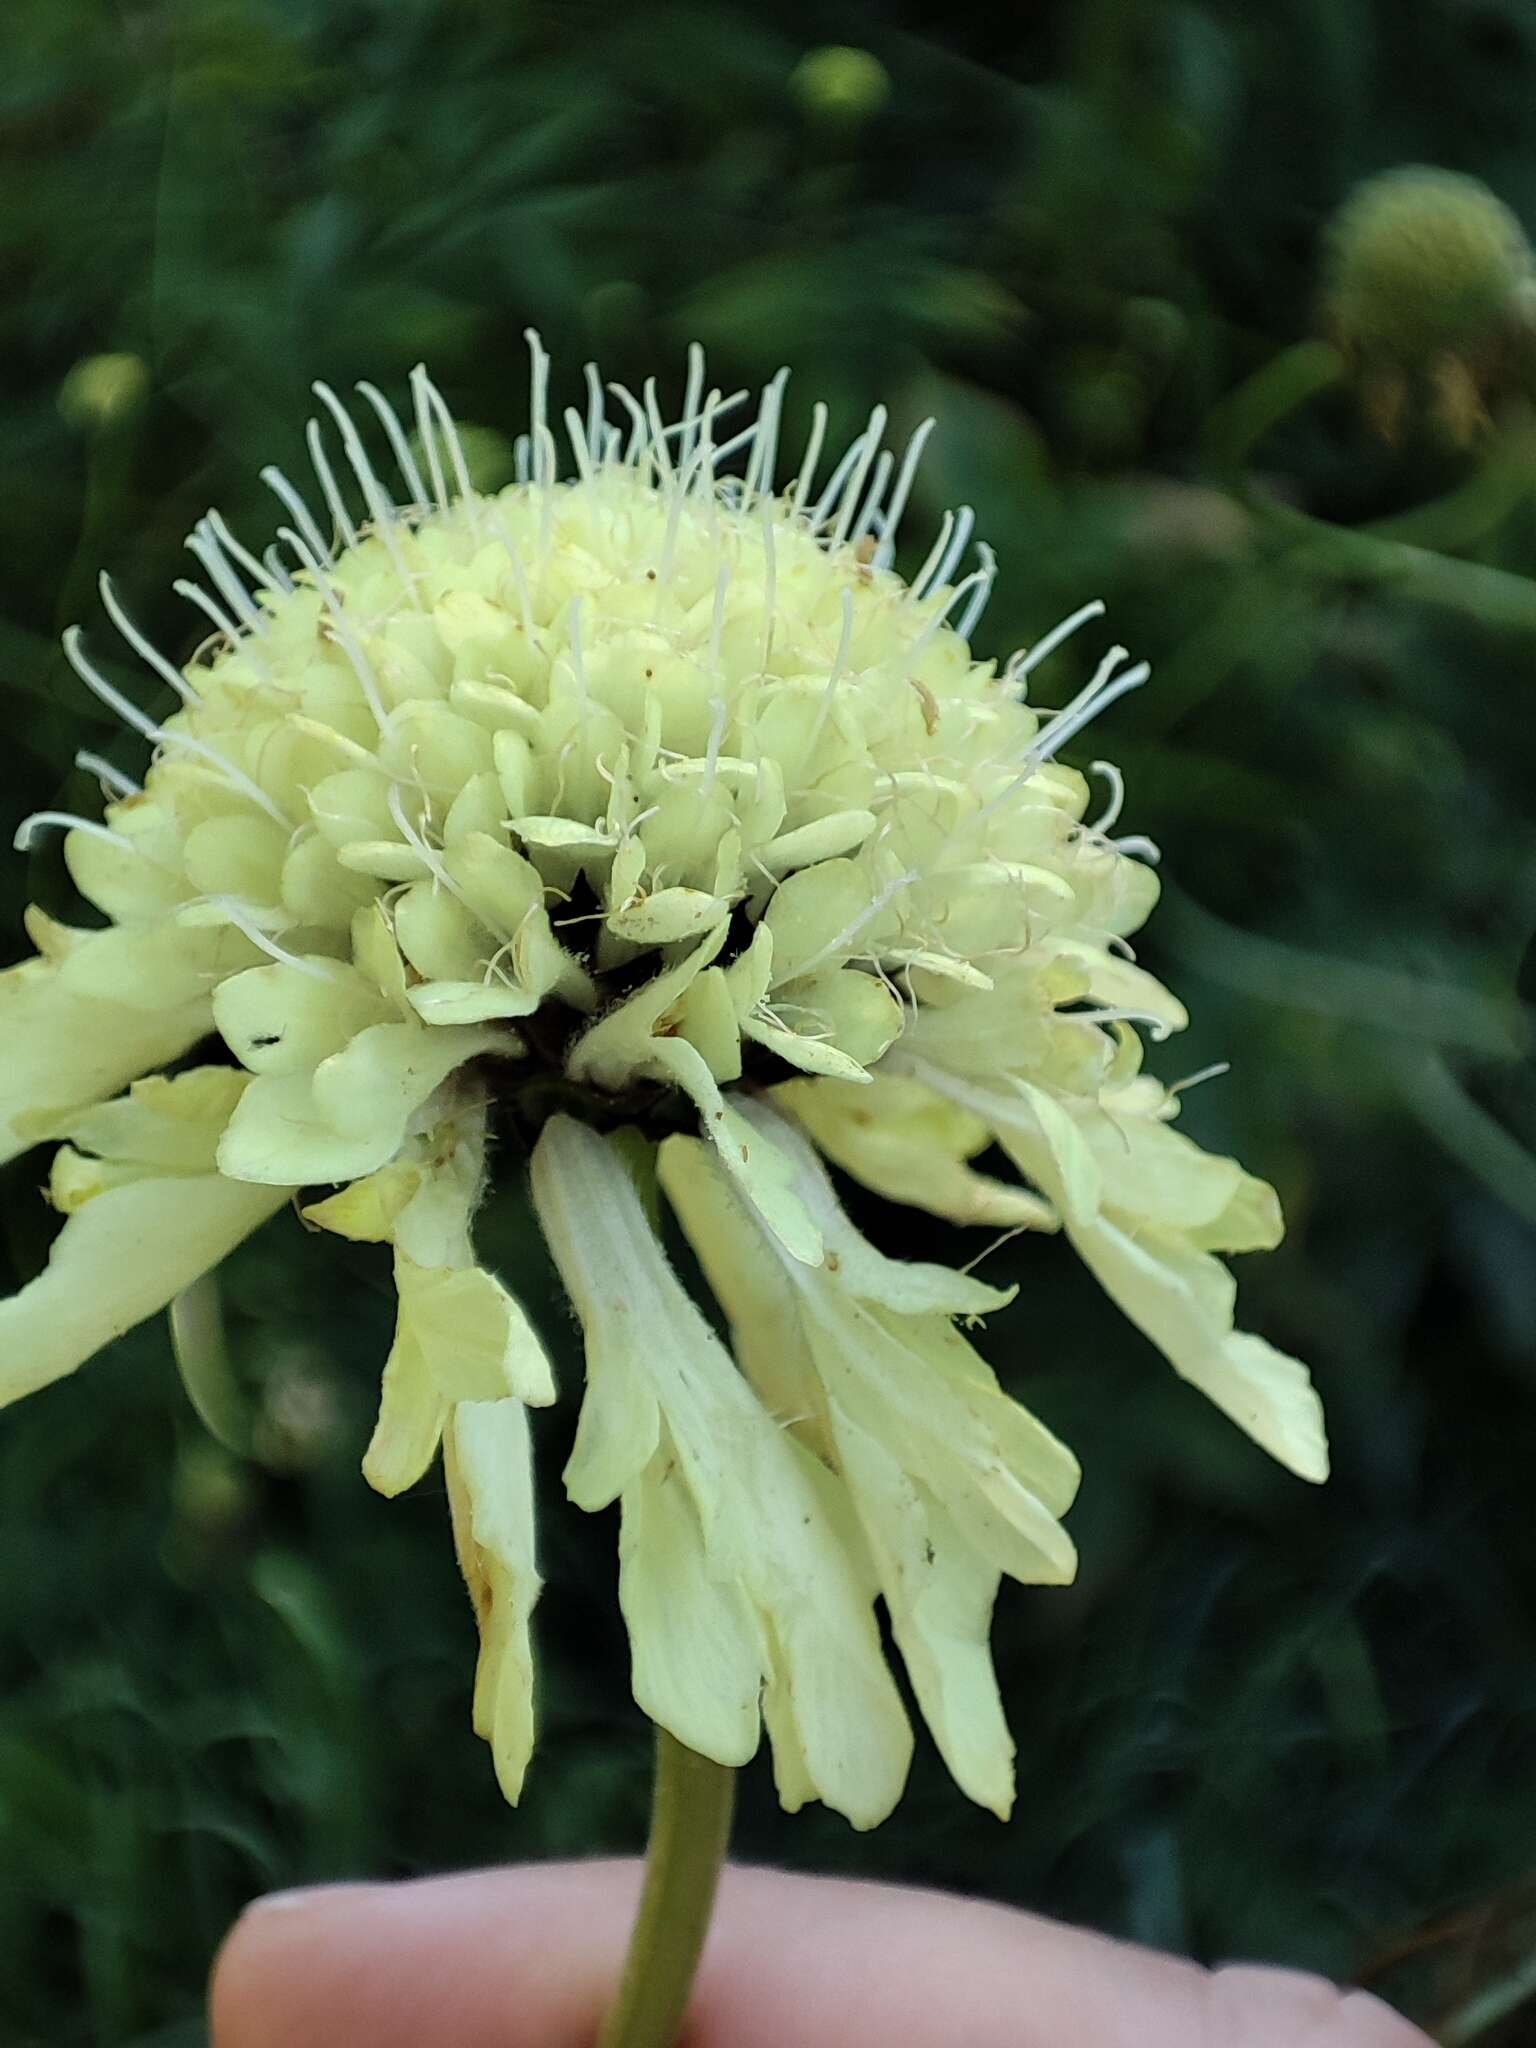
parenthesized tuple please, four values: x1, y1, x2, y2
(648, 1038, 824, 1266)
(748, 1436, 915, 1830)
(0, 950, 209, 1166)
(217, 1072, 402, 1185)
(777, 1075, 1058, 1234)
(660, 1118, 1076, 1815)
(393, 1254, 556, 1407)
(907, 1061, 1326, 1483)
(732, 1097, 1014, 1318)
(532, 1114, 911, 1822)
(0, 1069, 291, 1405)
(618, 1449, 763, 1766)
(1069, 1215, 1328, 1482)
(445, 1398, 542, 1802)
(361, 1304, 447, 1497)
(357, 1101, 553, 1496)
(830, 1410, 1015, 1819)
(531, 1112, 764, 1538)
(1077, 1108, 1282, 1250)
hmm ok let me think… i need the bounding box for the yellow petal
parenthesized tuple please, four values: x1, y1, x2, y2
(446, 1400, 542, 1803)
(762, 858, 872, 984)
(0, 951, 208, 1165)
(1070, 1216, 1328, 1482)
(778, 1076, 1057, 1234)
(394, 1253, 556, 1407)
(212, 959, 391, 1076)
(831, 1414, 1015, 1819)
(302, 1162, 424, 1242)
(0, 1167, 288, 1408)
(619, 1451, 763, 1767)
(532, 1114, 909, 1823)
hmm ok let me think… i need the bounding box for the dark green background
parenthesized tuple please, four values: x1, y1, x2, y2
(3, 3, 1536, 2041)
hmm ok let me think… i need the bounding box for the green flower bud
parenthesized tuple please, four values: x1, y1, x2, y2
(57, 352, 150, 432)
(791, 44, 890, 124)
(1326, 166, 1531, 360)
(1323, 166, 1535, 441)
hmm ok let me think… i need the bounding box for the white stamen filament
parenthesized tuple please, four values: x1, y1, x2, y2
(525, 330, 557, 501)
(63, 627, 289, 824)
(809, 588, 856, 747)
(910, 507, 958, 600)
(276, 528, 392, 732)
(793, 865, 918, 982)
(74, 750, 141, 797)
(186, 526, 268, 636)
(872, 417, 935, 568)
(923, 503, 976, 596)
(306, 416, 359, 548)
(789, 401, 829, 520)
(262, 463, 334, 568)
(564, 405, 596, 484)
(172, 578, 272, 682)
(805, 431, 864, 531)
(387, 783, 467, 906)
(1113, 833, 1161, 863)
(311, 382, 418, 590)
(1088, 758, 1125, 834)
(642, 378, 676, 485)
(849, 448, 893, 547)
(208, 510, 287, 604)
(14, 811, 133, 854)
(261, 544, 295, 592)
(1076, 1004, 1176, 1043)
(760, 501, 778, 669)
(415, 369, 475, 508)
(411, 363, 450, 513)
(1008, 599, 1108, 684)
(956, 543, 998, 641)
(828, 405, 888, 551)
(907, 561, 993, 666)
(1028, 649, 1151, 765)
(356, 380, 430, 508)
(1171, 1060, 1231, 1094)
(702, 696, 729, 798)
(678, 344, 705, 466)
(708, 564, 730, 672)
(586, 360, 609, 465)
(744, 368, 790, 500)
(97, 573, 201, 705)
(208, 896, 339, 978)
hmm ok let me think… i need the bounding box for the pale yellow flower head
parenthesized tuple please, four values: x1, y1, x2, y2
(0, 338, 1325, 1828)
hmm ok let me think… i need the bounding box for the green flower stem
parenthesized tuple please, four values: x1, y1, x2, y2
(596, 1728, 737, 2048)
(168, 1270, 248, 1454)
(1200, 339, 1344, 480)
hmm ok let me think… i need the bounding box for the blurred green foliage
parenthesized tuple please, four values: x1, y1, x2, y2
(3, 1, 1536, 2041)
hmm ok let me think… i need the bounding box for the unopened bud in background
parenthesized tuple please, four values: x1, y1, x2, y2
(1322, 165, 1535, 443)
(57, 352, 150, 433)
(791, 44, 890, 127)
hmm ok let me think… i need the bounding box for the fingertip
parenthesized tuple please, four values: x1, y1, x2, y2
(209, 1885, 384, 2048)
(208, 1864, 644, 2048)
(1205, 1964, 1434, 2045)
